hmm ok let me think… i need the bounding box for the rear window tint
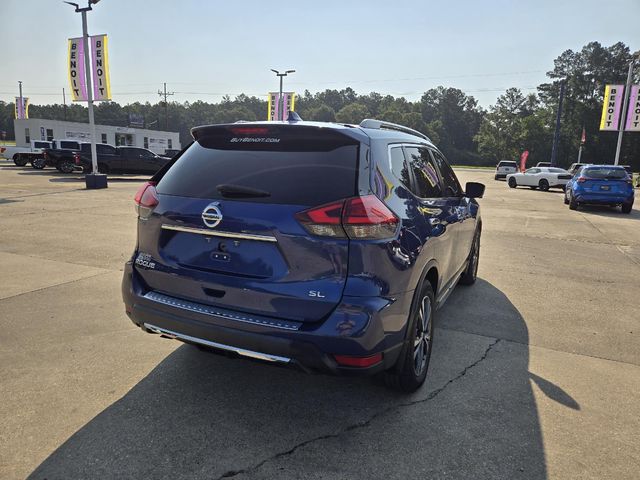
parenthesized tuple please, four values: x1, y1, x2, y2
(157, 127, 359, 206)
(583, 167, 627, 179)
(498, 161, 517, 167)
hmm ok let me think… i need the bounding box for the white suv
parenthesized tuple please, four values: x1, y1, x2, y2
(495, 160, 518, 180)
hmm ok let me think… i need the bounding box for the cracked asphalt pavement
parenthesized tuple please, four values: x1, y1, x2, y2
(1, 162, 639, 479)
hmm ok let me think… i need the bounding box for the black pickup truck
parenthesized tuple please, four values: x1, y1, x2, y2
(45, 143, 171, 175)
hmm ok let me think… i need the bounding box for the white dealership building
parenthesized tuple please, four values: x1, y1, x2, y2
(13, 118, 181, 154)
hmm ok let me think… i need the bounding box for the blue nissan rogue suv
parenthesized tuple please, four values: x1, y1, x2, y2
(122, 118, 485, 392)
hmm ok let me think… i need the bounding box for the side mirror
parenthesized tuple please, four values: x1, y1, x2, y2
(465, 182, 485, 199)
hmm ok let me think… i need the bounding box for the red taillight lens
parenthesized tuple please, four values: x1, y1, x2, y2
(134, 181, 158, 218)
(577, 177, 587, 183)
(334, 352, 383, 368)
(342, 195, 399, 239)
(73, 153, 80, 165)
(295, 199, 346, 237)
(296, 195, 399, 240)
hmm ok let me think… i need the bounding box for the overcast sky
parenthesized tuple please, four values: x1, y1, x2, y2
(2, 0, 639, 108)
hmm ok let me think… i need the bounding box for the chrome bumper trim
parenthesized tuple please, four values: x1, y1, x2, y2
(144, 323, 291, 363)
(161, 224, 277, 243)
(143, 291, 301, 331)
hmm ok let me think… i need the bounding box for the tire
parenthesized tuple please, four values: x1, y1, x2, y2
(59, 161, 75, 174)
(460, 226, 481, 286)
(508, 177, 517, 188)
(32, 158, 45, 169)
(539, 179, 550, 191)
(13, 155, 28, 167)
(385, 283, 434, 393)
(621, 201, 633, 214)
(569, 191, 578, 210)
(494, 175, 499, 181)
(563, 190, 570, 205)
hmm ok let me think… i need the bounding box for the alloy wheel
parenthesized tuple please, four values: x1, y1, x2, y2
(413, 296, 432, 375)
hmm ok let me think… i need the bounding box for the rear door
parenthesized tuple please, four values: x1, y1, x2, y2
(136, 125, 361, 323)
(403, 146, 463, 287)
(429, 148, 473, 272)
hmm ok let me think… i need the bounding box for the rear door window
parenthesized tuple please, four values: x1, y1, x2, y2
(403, 146, 443, 198)
(430, 149, 461, 197)
(583, 167, 627, 179)
(157, 126, 359, 206)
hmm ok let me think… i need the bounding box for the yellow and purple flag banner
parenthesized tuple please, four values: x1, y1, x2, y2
(68, 37, 88, 101)
(14, 97, 29, 119)
(625, 85, 640, 132)
(268, 92, 296, 121)
(91, 34, 111, 101)
(599, 85, 624, 131)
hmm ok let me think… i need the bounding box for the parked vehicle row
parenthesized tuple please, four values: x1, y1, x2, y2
(43, 143, 172, 174)
(5, 140, 177, 175)
(495, 159, 635, 214)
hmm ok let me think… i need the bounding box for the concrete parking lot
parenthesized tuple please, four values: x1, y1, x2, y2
(1, 161, 639, 479)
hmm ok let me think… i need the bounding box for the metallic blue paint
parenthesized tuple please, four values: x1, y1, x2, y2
(122, 122, 482, 375)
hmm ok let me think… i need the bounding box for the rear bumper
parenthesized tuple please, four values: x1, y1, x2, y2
(574, 192, 634, 204)
(122, 262, 409, 376)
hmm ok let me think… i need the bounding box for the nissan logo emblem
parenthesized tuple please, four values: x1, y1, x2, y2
(202, 203, 223, 228)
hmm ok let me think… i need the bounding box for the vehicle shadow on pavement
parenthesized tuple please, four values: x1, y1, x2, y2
(28, 279, 560, 479)
(575, 205, 640, 221)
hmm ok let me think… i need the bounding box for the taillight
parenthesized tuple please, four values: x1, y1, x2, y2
(295, 199, 345, 237)
(342, 195, 399, 239)
(295, 195, 399, 240)
(73, 153, 81, 165)
(577, 177, 587, 183)
(134, 181, 158, 218)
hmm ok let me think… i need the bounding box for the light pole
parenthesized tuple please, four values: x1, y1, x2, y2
(614, 54, 639, 165)
(64, 0, 105, 188)
(271, 69, 295, 121)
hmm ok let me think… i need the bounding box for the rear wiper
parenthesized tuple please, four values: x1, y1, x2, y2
(216, 184, 271, 198)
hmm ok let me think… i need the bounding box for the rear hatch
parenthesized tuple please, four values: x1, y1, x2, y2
(580, 167, 630, 195)
(135, 124, 362, 323)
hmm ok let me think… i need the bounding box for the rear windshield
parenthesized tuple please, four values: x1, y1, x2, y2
(498, 161, 517, 167)
(583, 167, 627, 179)
(157, 126, 359, 206)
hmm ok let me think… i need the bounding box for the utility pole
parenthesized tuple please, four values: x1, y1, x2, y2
(157, 82, 174, 131)
(614, 56, 638, 165)
(270, 69, 295, 120)
(62, 87, 67, 121)
(550, 79, 566, 167)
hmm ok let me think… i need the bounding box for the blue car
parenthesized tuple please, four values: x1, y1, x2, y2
(122, 118, 485, 392)
(564, 165, 635, 213)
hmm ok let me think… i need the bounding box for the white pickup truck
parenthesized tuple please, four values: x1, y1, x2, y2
(0, 140, 53, 166)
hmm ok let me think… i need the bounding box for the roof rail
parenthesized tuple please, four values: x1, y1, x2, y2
(359, 119, 430, 142)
